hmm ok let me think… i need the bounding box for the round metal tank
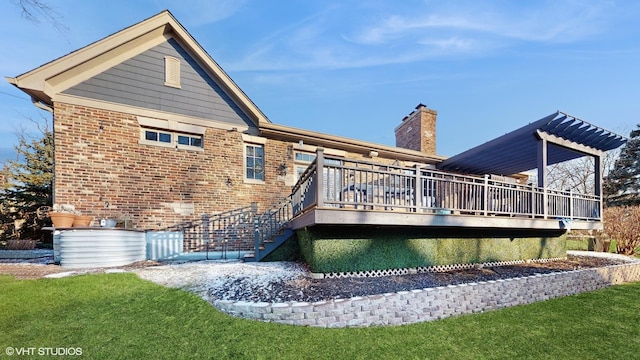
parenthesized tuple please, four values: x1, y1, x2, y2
(59, 229, 146, 268)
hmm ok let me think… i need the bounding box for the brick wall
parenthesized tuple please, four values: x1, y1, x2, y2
(52, 102, 412, 235)
(395, 104, 437, 155)
(52, 102, 292, 230)
(215, 258, 640, 327)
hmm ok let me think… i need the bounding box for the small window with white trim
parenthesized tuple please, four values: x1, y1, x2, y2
(140, 127, 203, 151)
(177, 134, 203, 147)
(294, 151, 316, 179)
(145, 129, 172, 144)
(137, 116, 205, 151)
(294, 150, 342, 179)
(164, 56, 181, 88)
(245, 144, 265, 181)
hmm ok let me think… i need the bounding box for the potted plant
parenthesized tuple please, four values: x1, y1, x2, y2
(72, 211, 94, 227)
(49, 204, 76, 228)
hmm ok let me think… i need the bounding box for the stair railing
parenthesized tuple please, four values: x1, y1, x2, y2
(166, 204, 258, 258)
(254, 196, 293, 261)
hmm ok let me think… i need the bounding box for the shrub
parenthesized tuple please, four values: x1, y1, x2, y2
(604, 206, 640, 255)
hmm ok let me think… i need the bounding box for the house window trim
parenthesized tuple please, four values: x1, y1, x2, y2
(137, 116, 205, 151)
(244, 142, 266, 184)
(164, 56, 181, 88)
(139, 128, 204, 152)
(293, 146, 345, 181)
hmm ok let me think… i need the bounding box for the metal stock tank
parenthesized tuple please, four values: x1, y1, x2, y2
(53, 228, 146, 268)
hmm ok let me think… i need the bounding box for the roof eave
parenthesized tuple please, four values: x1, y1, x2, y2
(260, 122, 446, 164)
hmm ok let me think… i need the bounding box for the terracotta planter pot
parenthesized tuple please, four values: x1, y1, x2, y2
(73, 215, 94, 227)
(49, 212, 76, 228)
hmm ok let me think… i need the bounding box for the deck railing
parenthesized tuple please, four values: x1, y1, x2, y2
(291, 149, 601, 222)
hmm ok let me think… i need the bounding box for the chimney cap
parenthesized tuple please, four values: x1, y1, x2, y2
(415, 103, 427, 110)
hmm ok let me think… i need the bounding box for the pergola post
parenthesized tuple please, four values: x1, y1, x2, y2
(537, 138, 548, 219)
(594, 154, 603, 219)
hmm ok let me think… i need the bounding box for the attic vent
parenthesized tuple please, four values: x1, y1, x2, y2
(164, 56, 181, 88)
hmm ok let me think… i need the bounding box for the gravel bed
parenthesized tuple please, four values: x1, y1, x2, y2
(135, 251, 635, 303)
(2, 250, 636, 303)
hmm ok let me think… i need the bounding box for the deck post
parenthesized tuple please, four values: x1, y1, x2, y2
(414, 164, 422, 212)
(483, 175, 489, 216)
(316, 147, 325, 208)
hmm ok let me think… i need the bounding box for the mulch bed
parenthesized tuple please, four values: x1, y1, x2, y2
(207, 255, 632, 303)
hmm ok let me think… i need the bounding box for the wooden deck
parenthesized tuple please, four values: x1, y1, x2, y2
(290, 207, 601, 231)
(289, 149, 603, 232)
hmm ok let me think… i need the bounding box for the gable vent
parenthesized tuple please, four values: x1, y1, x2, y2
(164, 56, 181, 88)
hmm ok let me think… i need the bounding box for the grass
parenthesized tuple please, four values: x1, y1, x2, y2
(2, 273, 640, 359)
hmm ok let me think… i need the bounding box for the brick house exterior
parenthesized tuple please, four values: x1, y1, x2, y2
(8, 11, 444, 232)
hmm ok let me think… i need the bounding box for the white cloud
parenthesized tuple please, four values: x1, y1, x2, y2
(223, 1, 616, 72)
(417, 36, 475, 51)
(348, 1, 613, 45)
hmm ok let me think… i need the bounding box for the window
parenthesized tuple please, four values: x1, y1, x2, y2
(294, 151, 343, 179)
(178, 135, 202, 147)
(145, 130, 172, 143)
(140, 127, 203, 150)
(246, 144, 264, 181)
(295, 152, 316, 163)
(164, 56, 181, 88)
(294, 151, 315, 180)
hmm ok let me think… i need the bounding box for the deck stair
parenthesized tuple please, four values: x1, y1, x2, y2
(244, 196, 295, 262)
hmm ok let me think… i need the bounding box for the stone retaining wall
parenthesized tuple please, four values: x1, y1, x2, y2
(214, 260, 640, 328)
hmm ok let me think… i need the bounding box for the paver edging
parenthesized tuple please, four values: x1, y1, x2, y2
(213, 254, 640, 328)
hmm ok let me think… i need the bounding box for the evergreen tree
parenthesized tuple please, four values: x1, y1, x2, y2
(604, 125, 640, 206)
(0, 127, 53, 241)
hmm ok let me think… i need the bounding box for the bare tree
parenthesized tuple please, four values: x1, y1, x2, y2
(545, 150, 619, 194)
(10, 0, 67, 32)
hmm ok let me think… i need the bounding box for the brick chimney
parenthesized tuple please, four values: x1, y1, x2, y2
(394, 103, 437, 155)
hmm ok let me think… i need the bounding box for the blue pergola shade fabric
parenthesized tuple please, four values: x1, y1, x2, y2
(438, 111, 627, 176)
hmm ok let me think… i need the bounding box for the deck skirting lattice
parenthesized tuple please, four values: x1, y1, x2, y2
(312, 257, 566, 279)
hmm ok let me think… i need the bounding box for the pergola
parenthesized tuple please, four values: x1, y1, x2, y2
(439, 111, 626, 188)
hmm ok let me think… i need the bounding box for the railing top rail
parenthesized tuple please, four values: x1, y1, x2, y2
(257, 196, 292, 221)
(205, 204, 255, 219)
(319, 154, 598, 199)
(291, 158, 318, 194)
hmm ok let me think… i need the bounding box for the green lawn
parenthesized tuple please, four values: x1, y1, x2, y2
(2, 273, 639, 359)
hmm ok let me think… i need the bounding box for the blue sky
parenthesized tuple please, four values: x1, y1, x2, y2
(1, 0, 639, 163)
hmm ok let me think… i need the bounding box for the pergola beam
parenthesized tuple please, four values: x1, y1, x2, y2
(535, 130, 604, 158)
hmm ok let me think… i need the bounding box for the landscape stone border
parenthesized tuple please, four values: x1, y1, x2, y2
(214, 252, 640, 328)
